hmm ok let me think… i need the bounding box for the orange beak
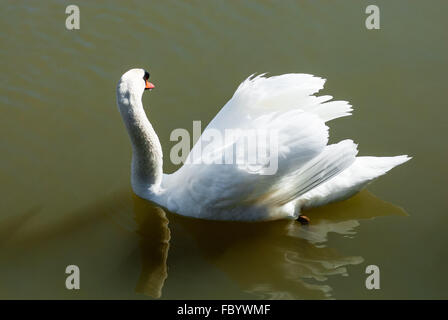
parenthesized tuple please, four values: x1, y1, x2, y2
(145, 80, 155, 90)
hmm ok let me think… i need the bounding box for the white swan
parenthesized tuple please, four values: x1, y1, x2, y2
(116, 68, 410, 221)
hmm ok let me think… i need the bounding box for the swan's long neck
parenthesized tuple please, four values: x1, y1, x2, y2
(117, 85, 163, 198)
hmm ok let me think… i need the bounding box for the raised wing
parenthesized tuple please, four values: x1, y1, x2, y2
(163, 74, 356, 219)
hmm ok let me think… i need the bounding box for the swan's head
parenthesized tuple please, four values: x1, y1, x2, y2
(117, 68, 155, 100)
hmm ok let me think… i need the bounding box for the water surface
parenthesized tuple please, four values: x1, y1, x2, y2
(0, 0, 447, 299)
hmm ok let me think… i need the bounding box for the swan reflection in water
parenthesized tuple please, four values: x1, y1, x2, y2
(0, 189, 406, 299)
(132, 190, 406, 299)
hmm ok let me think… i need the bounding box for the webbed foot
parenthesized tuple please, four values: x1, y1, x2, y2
(297, 215, 310, 225)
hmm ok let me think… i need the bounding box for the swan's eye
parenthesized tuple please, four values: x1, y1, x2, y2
(143, 71, 150, 81)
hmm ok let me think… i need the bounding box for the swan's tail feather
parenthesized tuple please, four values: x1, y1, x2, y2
(267, 140, 358, 206)
(300, 155, 412, 210)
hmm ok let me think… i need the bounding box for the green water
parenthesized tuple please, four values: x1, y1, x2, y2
(0, 0, 447, 299)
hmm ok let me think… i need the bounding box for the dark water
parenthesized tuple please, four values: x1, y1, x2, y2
(0, 0, 447, 299)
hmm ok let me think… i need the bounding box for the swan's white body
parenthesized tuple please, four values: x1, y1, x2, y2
(117, 69, 410, 221)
